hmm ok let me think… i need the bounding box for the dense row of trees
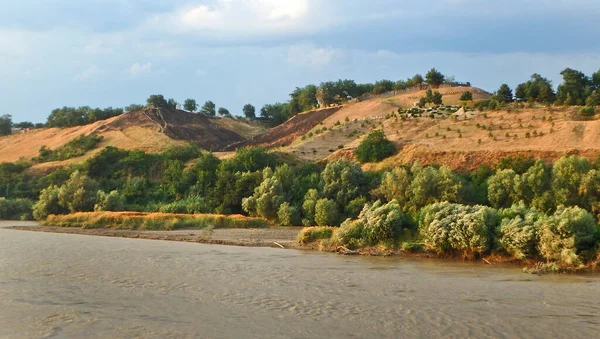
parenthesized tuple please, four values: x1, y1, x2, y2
(47, 106, 124, 128)
(3, 140, 600, 230)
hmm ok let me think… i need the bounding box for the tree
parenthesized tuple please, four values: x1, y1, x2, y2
(354, 130, 395, 163)
(166, 98, 178, 109)
(94, 190, 126, 211)
(393, 80, 408, 91)
(459, 91, 473, 101)
(13, 121, 34, 129)
(32, 185, 67, 220)
(58, 170, 100, 213)
(487, 169, 517, 208)
(425, 68, 445, 88)
(125, 104, 144, 112)
(146, 94, 168, 108)
(0, 114, 12, 136)
(314, 198, 339, 226)
(495, 84, 513, 103)
(321, 160, 366, 207)
(406, 74, 424, 88)
(277, 202, 299, 226)
(200, 101, 216, 116)
(218, 107, 231, 116)
(373, 80, 394, 94)
(183, 99, 198, 112)
(592, 69, 600, 90)
(431, 91, 443, 105)
(289, 85, 318, 114)
(552, 156, 592, 206)
(260, 103, 290, 126)
(242, 167, 285, 220)
(243, 104, 256, 118)
(556, 68, 590, 106)
(585, 90, 600, 106)
(516, 73, 555, 104)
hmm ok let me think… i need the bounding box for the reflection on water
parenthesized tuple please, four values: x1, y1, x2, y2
(1, 221, 599, 338)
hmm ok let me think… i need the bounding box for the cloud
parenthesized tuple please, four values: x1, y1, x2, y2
(287, 44, 340, 68)
(144, 0, 335, 39)
(127, 62, 153, 76)
(73, 65, 104, 81)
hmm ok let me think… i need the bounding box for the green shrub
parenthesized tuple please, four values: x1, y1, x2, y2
(537, 206, 599, 267)
(419, 202, 499, 256)
(297, 226, 335, 244)
(277, 202, 299, 226)
(0, 198, 34, 220)
(498, 203, 543, 259)
(354, 130, 395, 163)
(34, 134, 103, 163)
(95, 190, 127, 212)
(335, 200, 409, 248)
(314, 198, 339, 226)
(401, 242, 424, 252)
(578, 106, 596, 117)
(157, 197, 211, 214)
(58, 170, 100, 213)
(33, 185, 67, 220)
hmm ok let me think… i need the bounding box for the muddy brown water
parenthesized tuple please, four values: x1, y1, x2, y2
(1, 221, 599, 338)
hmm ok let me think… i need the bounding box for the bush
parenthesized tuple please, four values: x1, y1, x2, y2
(58, 171, 100, 213)
(354, 130, 395, 163)
(94, 190, 126, 212)
(498, 203, 543, 259)
(157, 197, 211, 214)
(335, 200, 409, 248)
(297, 226, 335, 244)
(537, 206, 599, 267)
(314, 198, 339, 226)
(0, 198, 34, 220)
(33, 185, 67, 220)
(419, 202, 499, 256)
(277, 202, 299, 226)
(578, 106, 596, 117)
(34, 134, 103, 163)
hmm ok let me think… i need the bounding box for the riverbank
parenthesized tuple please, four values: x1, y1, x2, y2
(9, 224, 302, 249)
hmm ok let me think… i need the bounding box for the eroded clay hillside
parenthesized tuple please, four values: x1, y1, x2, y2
(0, 108, 265, 163)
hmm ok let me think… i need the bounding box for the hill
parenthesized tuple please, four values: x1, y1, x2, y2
(4, 85, 600, 172)
(0, 108, 265, 163)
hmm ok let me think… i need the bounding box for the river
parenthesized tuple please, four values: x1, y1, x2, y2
(1, 222, 599, 338)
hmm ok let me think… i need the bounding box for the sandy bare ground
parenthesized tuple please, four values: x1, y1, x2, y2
(9, 224, 303, 249)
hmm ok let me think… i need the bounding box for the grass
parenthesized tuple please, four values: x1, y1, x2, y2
(44, 211, 269, 230)
(296, 226, 336, 244)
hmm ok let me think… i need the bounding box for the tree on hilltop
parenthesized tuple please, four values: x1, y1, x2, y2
(184, 99, 198, 112)
(146, 94, 168, 108)
(218, 107, 231, 117)
(0, 114, 12, 136)
(426, 68, 445, 88)
(243, 104, 256, 118)
(200, 101, 216, 116)
(495, 84, 514, 103)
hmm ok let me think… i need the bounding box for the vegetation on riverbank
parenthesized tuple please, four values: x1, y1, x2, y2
(44, 211, 268, 230)
(297, 200, 600, 272)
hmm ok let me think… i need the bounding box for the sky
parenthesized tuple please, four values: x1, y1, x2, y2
(1, 0, 599, 123)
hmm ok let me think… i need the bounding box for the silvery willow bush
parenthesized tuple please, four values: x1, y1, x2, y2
(537, 206, 599, 267)
(419, 202, 499, 256)
(498, 203, 543, 260)
(335, 200, 409, 248)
